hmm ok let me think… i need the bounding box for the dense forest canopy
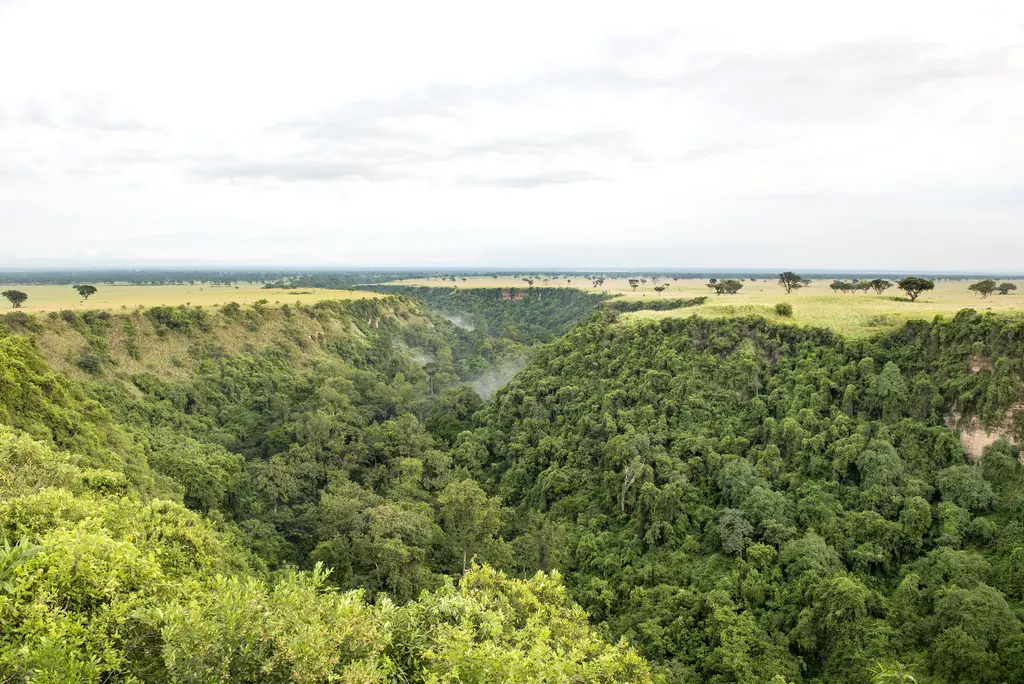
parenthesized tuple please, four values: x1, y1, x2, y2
(356, 285, 609, 343)
(1, 290, 1023, 683)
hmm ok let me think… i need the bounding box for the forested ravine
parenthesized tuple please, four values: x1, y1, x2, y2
(1, 297, 1022, 683)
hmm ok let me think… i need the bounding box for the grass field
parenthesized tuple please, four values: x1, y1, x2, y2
(383, 276, 1024, 337)
(0, 283, 381, 313)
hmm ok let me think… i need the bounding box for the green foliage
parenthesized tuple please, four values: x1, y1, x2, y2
(74, 284, 98, 300)
(438, 479, 503, 572)
(897, 277, 935, 302)
(2, 289, 27, 308)
(997, 282, 1017, 295)
(778, 271, 804, 294)
(4, 293, 1024, 682)
(969, 280, 998, 298)
(469, 314, 1024, 682)
(0, 332, 167, 493)
(145, 305, 210, 336)
(870, 279, 894, 295)
(161, 565, 391, 683)
(604, 296, 707, 312)
(708, 279, 744, 296)
(361, 285, 607, 343)
(391, 565, 653, 683)
(775, 302, 794, 317)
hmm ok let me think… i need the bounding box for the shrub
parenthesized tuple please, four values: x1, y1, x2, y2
(775, 302, 793, 317)
(75, 352, 104, 375)
(146, 306, 209, 336)
(0, 311, 43, 334)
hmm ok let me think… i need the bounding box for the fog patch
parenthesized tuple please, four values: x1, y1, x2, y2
(408, 349, 435, 366)
(442, 312, 475, 331)
(471, 357, 529, 399)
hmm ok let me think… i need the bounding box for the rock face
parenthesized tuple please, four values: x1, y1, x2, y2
(500, 289, 526, 301)
(945, 354, 1023, 462)
(946, 404, 1023, 462)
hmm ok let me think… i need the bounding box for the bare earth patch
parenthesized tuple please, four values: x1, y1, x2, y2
(946, 405, 1024, 462)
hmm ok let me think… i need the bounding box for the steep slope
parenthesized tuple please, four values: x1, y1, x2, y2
(0, 301, 652, 683)
(357, 285, 608, 343)
(464, 312, 1024, 683)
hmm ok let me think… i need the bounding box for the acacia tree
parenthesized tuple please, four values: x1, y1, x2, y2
(653, 285, 667, 296)
(75, 284, 98, 300)
(870, 278, 893, 295)
(2, 290, 27, 308)
(997, 282, 1017, 295)
(722, 279, 743, 295)
(706, 279, 743, 296)
(897, 277, 935, 302)
(628, 279, 640, 291)
(969, 280, 997, 298)
(830, 281, 851, 294)
(778, 272, 804, 294)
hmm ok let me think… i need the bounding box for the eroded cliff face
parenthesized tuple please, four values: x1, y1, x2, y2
(946, 355, 1023, 461)
(946, 405, 1023, 461)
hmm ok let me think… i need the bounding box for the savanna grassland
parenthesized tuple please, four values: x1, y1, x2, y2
(0, 282, 380, 312)
(383, 276, 1024, 337)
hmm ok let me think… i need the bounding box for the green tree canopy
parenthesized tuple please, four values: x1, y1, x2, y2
(968, 280, 997, 298)
(778, 271, 804, 294)
(897, 277, 935, 302)
(1, 290, 27, 308)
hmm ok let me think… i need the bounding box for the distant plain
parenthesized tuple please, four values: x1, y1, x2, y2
(0, 283, 380, 312)
(384, 276, 1024, 337)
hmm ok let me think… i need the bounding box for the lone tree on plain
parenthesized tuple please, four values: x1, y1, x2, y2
(897, 277, 935, 302)
(75, 284, 98, 300)
(870, 278, 893, 295)
(2, 290, 27, 308)
(653, 285, 667, 295)
(778, 271, 804, 294)
(968, 280, 997, 298)
(997, 282, 1017, 295)
(628, 279, 640, 291)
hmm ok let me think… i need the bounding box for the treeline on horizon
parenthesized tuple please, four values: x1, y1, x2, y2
(3, 268, 1023, 287)
(0, 291, 1022, 683)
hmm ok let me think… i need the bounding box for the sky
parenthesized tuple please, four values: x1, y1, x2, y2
(1, 0, 1023, 270)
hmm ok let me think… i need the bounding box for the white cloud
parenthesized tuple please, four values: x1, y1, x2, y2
(1, 0, 1022, 269)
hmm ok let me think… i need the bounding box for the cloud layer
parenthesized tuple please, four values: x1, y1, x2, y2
(1, 0, 1022, 269)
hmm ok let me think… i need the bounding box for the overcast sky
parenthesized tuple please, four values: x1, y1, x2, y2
(1, 0, 1022, 270)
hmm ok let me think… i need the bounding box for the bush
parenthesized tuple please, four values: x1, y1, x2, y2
(775, 302, 793, 317)
(0, 311, 43, 334)
(75, 352, 104, 374)
(146, 306, 209, 336)
(604, 297, 707, 312)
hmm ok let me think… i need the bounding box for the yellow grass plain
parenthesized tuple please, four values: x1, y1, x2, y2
(384, 276, 1024, 338)
(0, 283, 381, 313)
